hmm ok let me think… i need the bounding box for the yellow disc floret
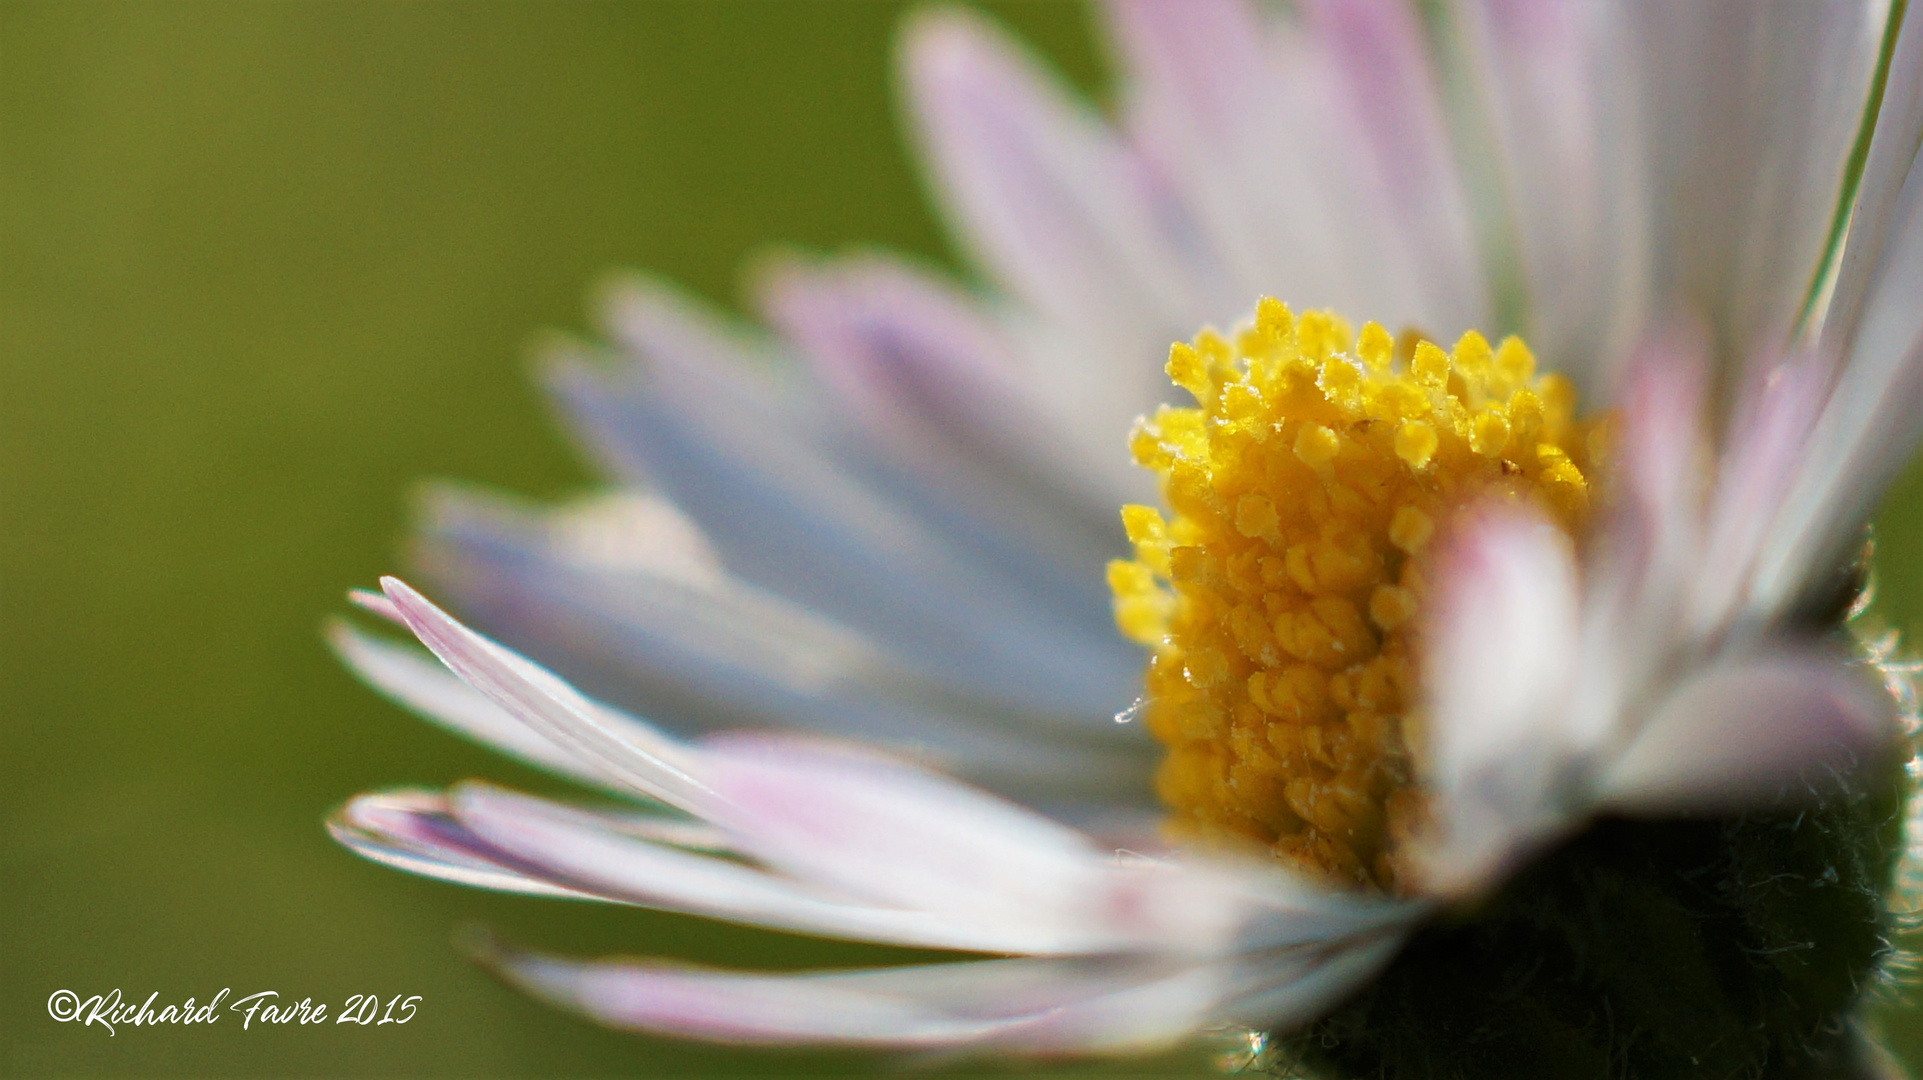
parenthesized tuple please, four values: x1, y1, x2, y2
(1109, 299, 1592, 891)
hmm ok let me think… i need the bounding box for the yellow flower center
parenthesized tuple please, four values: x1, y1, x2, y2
(1108, 299, 1596, 891)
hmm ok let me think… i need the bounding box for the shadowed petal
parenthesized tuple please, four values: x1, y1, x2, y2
(410, 488, 1157, 805)
(753, 252, 1131, 554)
(1416, 504, 1581, 894)
(485, 948, 1234, 1053)
(544, 302, 1142, 719)
(1598, 651, 1900, 814)
(1751, 153, 1923, 615)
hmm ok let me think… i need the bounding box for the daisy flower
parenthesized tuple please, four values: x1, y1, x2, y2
(329, 0, 1923, 1074)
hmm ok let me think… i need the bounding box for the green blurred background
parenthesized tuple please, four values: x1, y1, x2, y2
(2, 2, 1920, 1076)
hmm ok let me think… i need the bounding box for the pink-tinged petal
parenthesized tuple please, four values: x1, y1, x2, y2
(696, 734, 1246, 955)
(1297, 0, 1486, 333)
(1098, 0, 1306, 308)
(450, 783, 1081, 954)
(1575, 328, 1711, 708)
(348, 586, 405, 625)
(693, 735, 1410, 955)
(753, 253, 1123, 547)
(1613, 329, 1712, 562)
(1457, 0, 1649, 391)
(484, 948, 1232, 1053)
(411, 485, 1159, 805)
(1101, 0, 1269, 149)
(1597, 651, 1899, 814)
(754, 254, 1025, 450)
(378, 576, 717, 814)
(543, 324, 1145, 721)
(483, 934, 1413, 1055)
(329, 789, 610, 900)
(328, 620, 623, 793)
(1415, 504, 1582, 895)
(332, 788, 736, 903)
(900, 7, 1206, 418)
(1689, 349, 1827, 636)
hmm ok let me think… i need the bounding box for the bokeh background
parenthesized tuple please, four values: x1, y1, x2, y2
(3, 2, 1920, 1076)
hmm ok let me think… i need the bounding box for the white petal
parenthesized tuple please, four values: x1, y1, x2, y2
(411, 486, 1158, 803)
(1297, 0, 1486, 334)
(1456, 0, 1650, 390)
(450, 783, 1080, 954)
(328, 620, 622, 792)
(1621, 1, 1884, 369)
(1416, 505, 1582, 895)
(486, 949, 1233, 1053)
(1576, 331, 1710, 704)
(1689, 348, 1829, 636)
(1748, 154, 1923, 616)
(901, 6, 1207, 343)
(694, 735, 1245, 956)
(751, 253, 1128, 588)
(328, 789, 611, 901)
(696, 734, 1417, 955)
(900, 5, 1210, 455)
(1597, 651, 1900, 814)
(1099, 0, 1289, 308)
(484, 932, 1416, 1056)
(378, 576, 714, 813)
(541, 335, 1142, 719)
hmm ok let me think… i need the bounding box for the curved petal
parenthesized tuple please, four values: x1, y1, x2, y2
(1455, 0, 1650, 389)
(409, 486, 1157, 804)
(900, 6, 1210, 443)
(1415, 504, 1581, 895)
(547, 294, 1142, 718)
(480, 937, 1407, 1055)
(358, 584, 1411, 955)
(329, 620, 623, 793)
(752, 252, 1128, 561)
(329, 789, 615, 901)
(485, 948, 1233, 1053)
(450, 783, 1101, 954)
(378, 576, 715, 813)
(1745, 155, 1923, 617)
(1597, 650, 1900, 814)
(1297, 0, 1486, 334)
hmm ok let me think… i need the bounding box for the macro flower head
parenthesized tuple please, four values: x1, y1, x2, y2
(329, 1, 1923, 1076)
